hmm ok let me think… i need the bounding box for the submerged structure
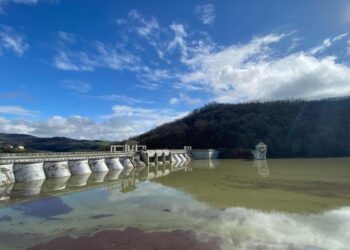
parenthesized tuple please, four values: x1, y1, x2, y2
(251, 142, 267, 160)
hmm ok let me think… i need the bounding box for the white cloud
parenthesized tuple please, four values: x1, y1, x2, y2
(101, 105, 188, 138)
(194, 4, 215, 25)
(61, 80, 92, 93)
(50, 10, 350, 107)
(0, 0, 58, 14)
(0, 105, 38, 116)
(104, 105, 186, 120)
(119, 10, 167, 60)
(57, 31, 75, 43)
(346, 39, 350, 55)
(54, 50, 96, 71)
(0, 106, 188, 140)
(168, 23, 188, 59)
(309, 33, 347, 55)
(95, 41, 142, 71)
(54, 42, 141, 72)
(0, 0, 38, 12)
(169, 93, 201, 105)
(128, 10, 160, 39)
(89, 94, 154, 104)
(135, 69, 174, 89)
(180, 33, 350, 102)
(135, 81, 161, 90)
(0, 25, 28, 56)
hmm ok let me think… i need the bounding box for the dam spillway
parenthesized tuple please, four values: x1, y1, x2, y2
(0, 161, 191, 206)
(0, 146, 191, 185)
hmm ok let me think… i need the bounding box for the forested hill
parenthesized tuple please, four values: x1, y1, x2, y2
(0, 133, 110, 152)
(135, 97, 350, 158)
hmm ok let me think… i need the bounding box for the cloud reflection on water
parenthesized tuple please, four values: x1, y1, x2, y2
(107, 181, 350, 249)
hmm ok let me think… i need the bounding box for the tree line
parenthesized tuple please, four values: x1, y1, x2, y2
(134, 97, 350, 158)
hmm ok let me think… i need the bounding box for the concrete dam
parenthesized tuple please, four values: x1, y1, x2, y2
(0, 162, 191, 206)
(0, 144, 191, 186)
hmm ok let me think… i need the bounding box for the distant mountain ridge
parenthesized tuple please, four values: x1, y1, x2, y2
(134, 97, 350, 158)
(0, 133, 110, 152)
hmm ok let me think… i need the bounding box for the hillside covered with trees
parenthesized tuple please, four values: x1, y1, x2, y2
(0, 133, 110, 152)
(135, 97, 350, 158)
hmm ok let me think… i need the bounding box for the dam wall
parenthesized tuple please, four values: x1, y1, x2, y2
(0, 147, 191, 185)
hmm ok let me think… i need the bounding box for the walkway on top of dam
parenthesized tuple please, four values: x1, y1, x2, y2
(0, 149, 189, 164)
(0, 151, 137, 165)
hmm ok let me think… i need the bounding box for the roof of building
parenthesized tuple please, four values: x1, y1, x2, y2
(123, 140, 139, 145)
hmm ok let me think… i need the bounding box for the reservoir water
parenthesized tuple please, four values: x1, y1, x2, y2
(0, 159, 350, 249)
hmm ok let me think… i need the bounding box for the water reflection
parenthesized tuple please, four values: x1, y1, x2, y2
(0, 159, 350, 250)
(42, 177, 70, 191)
(0, 183, 13, 201)
(88, 172, 108, 183)
(0, 164, 189, 207)
(14, 196, 73, 219)
(190, 160, 219, 169)
(252, 159, 270, 177)
(105, 170, 123, 181)
(67, 174, 91, 187)
(11, 180, 45, 198)
(157, 159, 350, 213)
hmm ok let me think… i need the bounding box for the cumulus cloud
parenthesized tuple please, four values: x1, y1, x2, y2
(0, 106, 187, 140)
(112, 15, 350, 103)
(181, 33, 350, 102)
(0, 25, 28, 56)
(194, 4, 215, 25)
(50, 10, 350, 104)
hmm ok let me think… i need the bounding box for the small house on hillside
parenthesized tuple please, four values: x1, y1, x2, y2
(2, 144, 13, 150)
(15, 145, 25, 150)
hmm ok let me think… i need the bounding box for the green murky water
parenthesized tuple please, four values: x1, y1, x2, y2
(0, 159, 350, 249)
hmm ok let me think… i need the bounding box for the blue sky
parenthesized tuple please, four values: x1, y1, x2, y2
(1, 0, 350, 140)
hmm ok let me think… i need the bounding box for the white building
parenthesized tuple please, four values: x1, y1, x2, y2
(251, 142, 267, 160)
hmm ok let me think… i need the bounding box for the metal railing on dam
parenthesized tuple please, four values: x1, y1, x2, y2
(0, 151, 136, 164)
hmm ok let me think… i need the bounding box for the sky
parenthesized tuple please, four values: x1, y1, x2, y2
(1, 0, 350, 141)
